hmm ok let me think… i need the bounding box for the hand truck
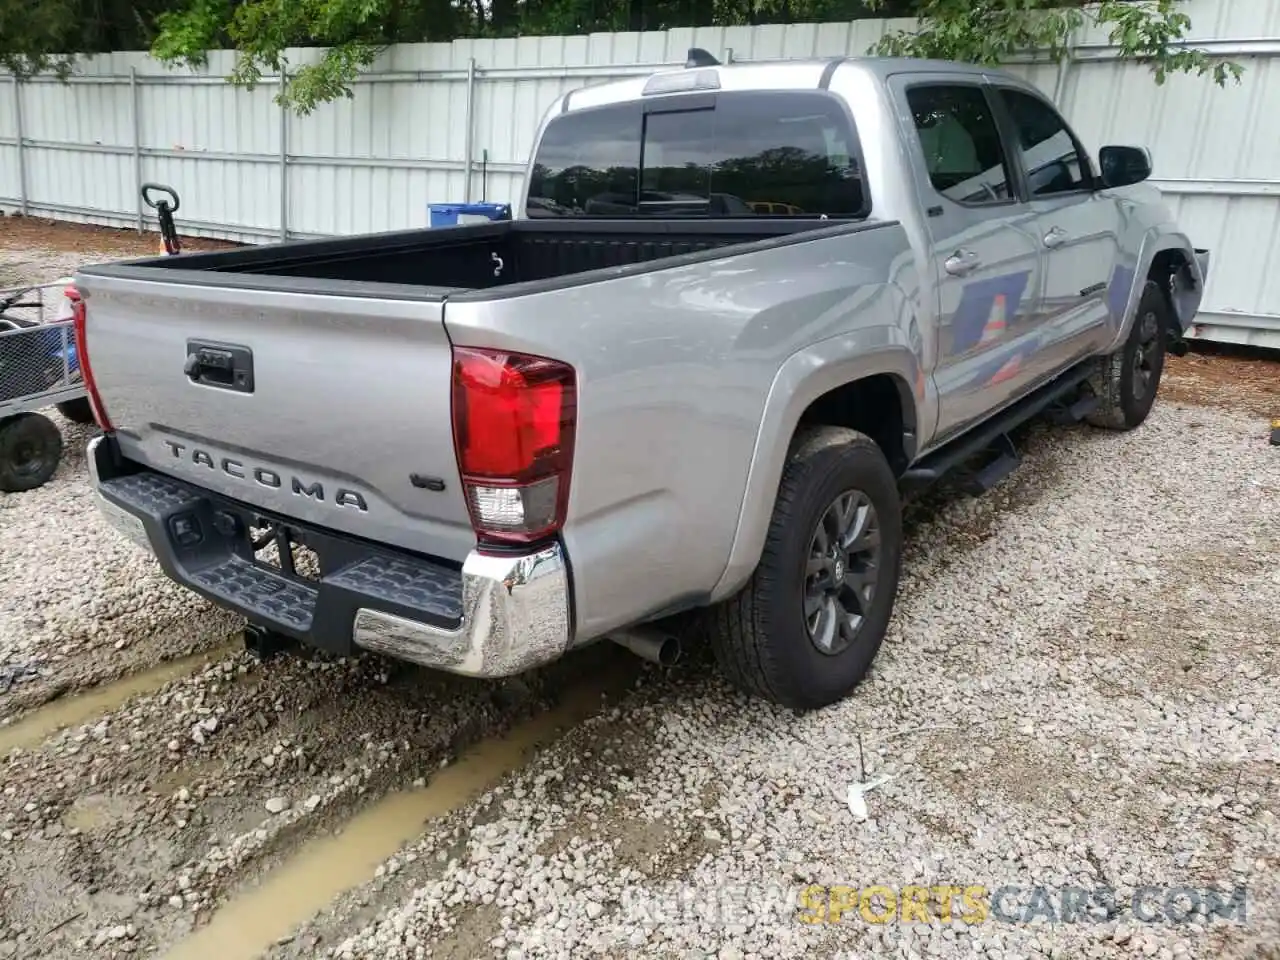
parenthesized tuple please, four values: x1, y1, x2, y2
(142, 182, 184, 255)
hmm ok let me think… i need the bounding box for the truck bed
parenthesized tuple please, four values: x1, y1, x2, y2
(92, 218, 854, 300)
(73, 211, 900, 577)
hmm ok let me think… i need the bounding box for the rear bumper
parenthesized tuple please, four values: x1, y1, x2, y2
(87, 435, 573, 678)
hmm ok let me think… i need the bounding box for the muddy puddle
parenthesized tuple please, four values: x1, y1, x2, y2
(160, 659, 640, 960)
(0, 640, 239, 754)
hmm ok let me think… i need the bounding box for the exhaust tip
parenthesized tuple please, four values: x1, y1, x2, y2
(610, 628, 682, 667)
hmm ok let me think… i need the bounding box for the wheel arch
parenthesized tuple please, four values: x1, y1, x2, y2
(709, 331, 922, 604)
(797, 372, 917, 476)
(1107, 229, 1207, 353)
(1146, 246, 1205, 342)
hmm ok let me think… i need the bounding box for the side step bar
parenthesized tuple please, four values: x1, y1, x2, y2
(901, 362, 1094, 497)
(960, 435, 1020, 495)
(1043, 392, 1100, 426)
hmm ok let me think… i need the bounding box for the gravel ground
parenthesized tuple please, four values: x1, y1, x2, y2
(268, 402, 1278, 960)
(1, 224, 1277, 960)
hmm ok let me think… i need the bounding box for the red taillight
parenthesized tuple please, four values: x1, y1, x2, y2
(68, 285, 113, 431)
(451, 346, 576, 549)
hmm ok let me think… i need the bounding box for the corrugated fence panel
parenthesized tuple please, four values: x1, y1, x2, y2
(141, 80, 278, 156)
(17, 73, 134, 218)
(135, 53, 283, 239)
(144, 154, 283, 235)
(0, 81, 16, 202)
(1, 0, 1278, 344)
(0, 144, 16, 202)
(1059, 4, 1280, 346)
(282, 41, 471, 235)
(24, 145, 134, 218)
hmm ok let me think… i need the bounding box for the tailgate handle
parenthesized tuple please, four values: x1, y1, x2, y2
(184, 340, 255, 393)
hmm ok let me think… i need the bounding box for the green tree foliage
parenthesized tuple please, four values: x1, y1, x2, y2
(149, 0, 474, 113)
(1, 0, 1243, 113)
(144, 0, 912, 113)
(1, 0, 178, 76)
(866, 0, 1243, 87)
(1, 0, 71, 78)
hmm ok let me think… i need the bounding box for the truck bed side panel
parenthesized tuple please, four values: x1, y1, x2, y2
(440, 220, 919, 641)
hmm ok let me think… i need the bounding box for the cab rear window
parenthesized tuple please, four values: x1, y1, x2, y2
(526, 90, 869, 219)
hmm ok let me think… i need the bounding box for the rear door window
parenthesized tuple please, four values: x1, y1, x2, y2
(526, 91, 868, 218)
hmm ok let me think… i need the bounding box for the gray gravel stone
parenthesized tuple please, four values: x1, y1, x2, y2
(302, 403, 1279, 960)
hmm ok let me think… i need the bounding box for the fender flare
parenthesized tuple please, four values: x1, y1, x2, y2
(708, 327, 922, 603)
(1105, 229, 1206, 354)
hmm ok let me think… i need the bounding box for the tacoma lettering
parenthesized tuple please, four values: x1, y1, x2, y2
(162, 442, 368, 512)
(291, 477, 323, 501)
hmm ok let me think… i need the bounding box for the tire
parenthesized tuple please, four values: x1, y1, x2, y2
(709, 425, 903, 711)
(0, 413, 64, 492)
(56, 397, 96, 424)
(1085, 280, 1168, 431)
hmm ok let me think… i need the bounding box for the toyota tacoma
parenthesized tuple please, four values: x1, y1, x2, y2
(73, 51, 1208, 710)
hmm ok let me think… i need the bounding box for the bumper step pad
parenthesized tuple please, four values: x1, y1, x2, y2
(98, 470, 463, 651)
(329, 556, 465, 616)
(191, 556, 318, 631)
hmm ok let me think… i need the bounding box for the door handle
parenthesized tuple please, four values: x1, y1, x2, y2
(1043, 227, 1068, 249)
(943, 249, 981, 277)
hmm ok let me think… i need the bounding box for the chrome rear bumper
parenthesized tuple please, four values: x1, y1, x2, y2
(87, 434, 574, 679)
(352, 545, 573, 677)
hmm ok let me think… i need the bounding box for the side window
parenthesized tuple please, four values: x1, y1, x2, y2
(997, 88, 1093, 197)
(905, 84, 1013, 205)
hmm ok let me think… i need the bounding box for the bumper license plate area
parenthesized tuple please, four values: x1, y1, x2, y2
(245, 518, 323, 582)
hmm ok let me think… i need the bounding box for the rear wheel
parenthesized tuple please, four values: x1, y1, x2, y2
(56, 397, 96, 424)
(0, 413, 64, 492)
(709, 426, 903, 711)
(1085, 280, 1168, 431)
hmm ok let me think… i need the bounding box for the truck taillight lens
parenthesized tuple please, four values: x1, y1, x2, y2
(67, 285, 114, 431)
(451, 346, 576, 549)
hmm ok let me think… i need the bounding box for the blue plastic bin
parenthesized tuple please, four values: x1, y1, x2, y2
(427, 202, 512, 228)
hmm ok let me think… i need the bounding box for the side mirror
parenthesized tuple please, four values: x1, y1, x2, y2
(1098, 145, 1152, 188)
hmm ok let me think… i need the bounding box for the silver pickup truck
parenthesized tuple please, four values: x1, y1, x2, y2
(74, 51, 1208, 710)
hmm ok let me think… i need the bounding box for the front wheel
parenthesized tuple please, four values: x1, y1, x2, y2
(709, 426, 903, 711)
(1085, 280, 1169, 431)
(0, 413, 64, 492)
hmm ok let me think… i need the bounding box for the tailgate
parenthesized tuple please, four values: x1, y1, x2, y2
(74, 272, 476, 563)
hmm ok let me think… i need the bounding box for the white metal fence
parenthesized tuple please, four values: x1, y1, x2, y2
(1, 0, 1279, 346)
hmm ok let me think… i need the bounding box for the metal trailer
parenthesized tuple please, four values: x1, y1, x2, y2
(0, 280, 92, 492)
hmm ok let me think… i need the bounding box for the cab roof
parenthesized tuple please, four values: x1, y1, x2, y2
(558, 49, 1017, 115)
